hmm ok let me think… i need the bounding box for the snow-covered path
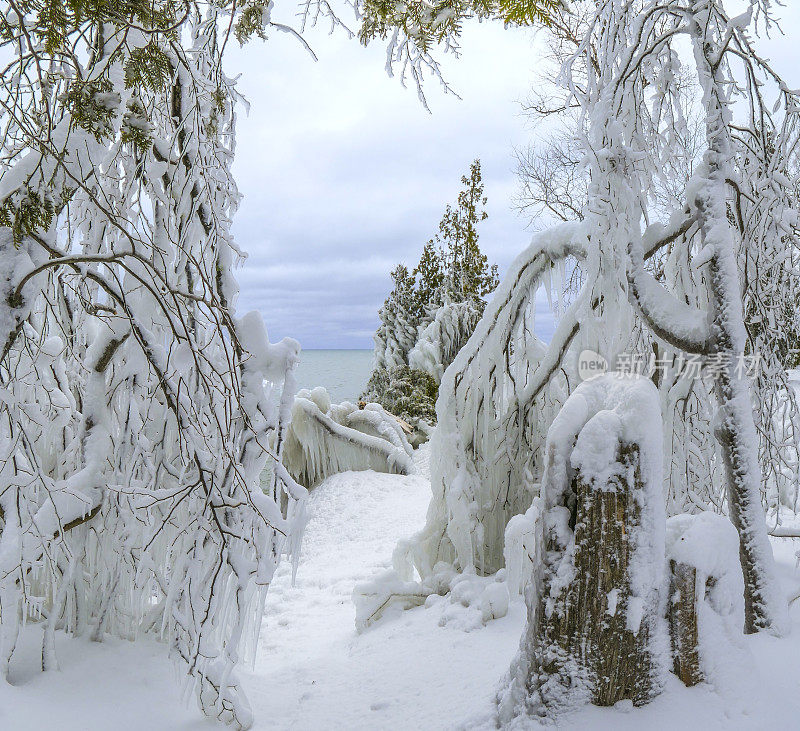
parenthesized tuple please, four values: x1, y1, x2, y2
(243, 451, 800, 731)
(242, 446, 526, 730)
(0, 447, 524, 731)
(3, 446, 800, 729)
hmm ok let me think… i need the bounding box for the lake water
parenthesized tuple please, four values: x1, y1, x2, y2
(294, 350, 374, 403)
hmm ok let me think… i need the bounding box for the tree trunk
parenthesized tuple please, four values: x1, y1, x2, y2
(689, 2, 785, 635)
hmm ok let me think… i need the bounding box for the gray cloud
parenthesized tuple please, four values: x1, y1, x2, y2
(226, 19, 545, 349)
(226, 5, 800, 350)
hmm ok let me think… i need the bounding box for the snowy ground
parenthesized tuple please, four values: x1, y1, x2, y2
(3, 444, 800, 729)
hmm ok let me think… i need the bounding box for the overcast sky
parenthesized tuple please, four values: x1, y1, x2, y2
(226, 6, 800, 350)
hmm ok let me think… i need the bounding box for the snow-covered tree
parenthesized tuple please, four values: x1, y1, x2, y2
(371, 264, 420, 372)
(395, 227, 573, 578)
(363, 365, 439, 423)
(430, 159, 499, 306)
(0, 3, 314, 727)
(622, 0, 792, 635)
(396, 0, 797, 643)
(517, 1, 800, 521)
(408, 299, 482, 383)
(411, 242, 446, 322)
(364, 160, 500, 422)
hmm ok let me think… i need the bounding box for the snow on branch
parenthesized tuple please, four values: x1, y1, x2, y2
(394, 222, 584, 580)
(627, 239, 711, 355)
(408, 299, 482, 384)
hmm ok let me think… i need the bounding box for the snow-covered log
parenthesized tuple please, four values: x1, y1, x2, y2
(353, 563, 510, 633)
(353, 570, 436, 632)
(499, 374, 668, 720)
(283, 388, 413, 488)
(338, 402, 413, 455)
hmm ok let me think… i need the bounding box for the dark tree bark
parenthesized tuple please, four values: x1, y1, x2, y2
(668, 560, 703, 687)
(529, 442, 662, 711)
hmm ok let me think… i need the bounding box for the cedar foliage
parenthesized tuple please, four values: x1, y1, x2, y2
(364, 160, 498, 423)
(359, 0, 563, 52)
(362, 365, 439, 423)
(429, 159, 499, 307)
(0, 0, 180, 242)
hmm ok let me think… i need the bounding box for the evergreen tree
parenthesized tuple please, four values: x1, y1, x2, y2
(431, 159, 499, 306)
(364, 160, 500, 426)
(410, 242, 445, 322)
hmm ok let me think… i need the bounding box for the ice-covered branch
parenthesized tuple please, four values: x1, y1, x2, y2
(627, 239, 711, 355)
(283, 389, 413, 488)
(0, 7, 310, 727)
(395, 222, 584, 579)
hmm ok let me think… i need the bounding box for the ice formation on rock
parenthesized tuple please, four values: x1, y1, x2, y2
(283, 388, 413, 488)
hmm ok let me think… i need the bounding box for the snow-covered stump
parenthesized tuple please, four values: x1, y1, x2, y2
(668, 561, 703, 687)
(500, 375, 667, 720)
(537, 442, 660, 708)
(666, 512, 746, 689)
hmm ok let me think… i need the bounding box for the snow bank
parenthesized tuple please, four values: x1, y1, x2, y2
(353, 564, 510, 633)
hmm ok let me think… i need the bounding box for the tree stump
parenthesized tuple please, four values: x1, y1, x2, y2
(665, 511, 744, 689)
(498, 375, 666, 723)
(668, 560, 703, 686)
(534, 441, 662, 709)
